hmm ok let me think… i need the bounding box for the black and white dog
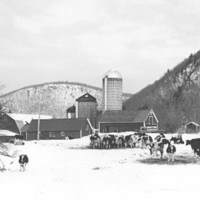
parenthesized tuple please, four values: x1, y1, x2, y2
(19, 154, 29, 171)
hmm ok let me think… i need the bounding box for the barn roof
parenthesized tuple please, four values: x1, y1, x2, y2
(15, 120, 25, 130)
(76, 93, 96, 103)
(185, 121, 200, 127)
(0, 114, 20, 133)
(7, 113, 53, 124)
(28, 118, 89, 132)
(99, 109, 153, 123)
(21, 123, 30, 132)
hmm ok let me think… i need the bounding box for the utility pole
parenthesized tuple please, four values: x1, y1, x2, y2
(37, 93, 41, 140)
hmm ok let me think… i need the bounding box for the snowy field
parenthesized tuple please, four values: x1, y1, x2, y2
(1, 133, 200, 200)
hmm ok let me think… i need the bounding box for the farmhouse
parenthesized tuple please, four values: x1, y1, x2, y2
(26, 118, 92, 140)
(98, 108, 159, 133)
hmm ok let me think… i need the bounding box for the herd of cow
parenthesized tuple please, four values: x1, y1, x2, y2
(89, 132, 200, 162)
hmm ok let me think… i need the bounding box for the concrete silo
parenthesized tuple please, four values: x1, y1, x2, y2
(102, 69, 122, 111)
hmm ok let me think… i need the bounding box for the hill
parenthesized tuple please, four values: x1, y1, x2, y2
(124, 50, 200, 132)
(0, 81, 132, 118)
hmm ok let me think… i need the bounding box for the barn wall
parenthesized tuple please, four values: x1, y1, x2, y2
(82, 121, 92, 137)
(26, 130, 83, 140)
(77, 102, 97, 128)
(99, 122, 143, 133)
(27, 132, 37, 140)
(144, 113, 158, 130)
(0, 114, 20, 133)
(0, 136, 15, 143)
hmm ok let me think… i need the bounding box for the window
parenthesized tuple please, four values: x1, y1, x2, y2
(149, 116, 153, 125)
(61, 131, 65, 137)
(49, 132, 55, 138)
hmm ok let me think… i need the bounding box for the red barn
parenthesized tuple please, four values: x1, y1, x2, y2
(98, 108, 159, 133)
(26, 118, 92, 140)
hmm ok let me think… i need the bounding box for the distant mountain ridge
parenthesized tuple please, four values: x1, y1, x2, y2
(124, 50, 200, 132)
(0, 81, 132, 118)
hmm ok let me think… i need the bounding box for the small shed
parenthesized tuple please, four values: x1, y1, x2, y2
(26, 118, 92, 140)
(185, 122, 200, 133)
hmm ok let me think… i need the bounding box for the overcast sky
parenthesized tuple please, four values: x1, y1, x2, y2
(1, 0, 200, 94)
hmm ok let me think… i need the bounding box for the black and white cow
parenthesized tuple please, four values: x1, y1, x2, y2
(19, 154, 29, 171)
(148, 138, 170, 159)
(166, 143, 176, 162)
(170, 134, 184, 144)
(90, 133, 101, 149)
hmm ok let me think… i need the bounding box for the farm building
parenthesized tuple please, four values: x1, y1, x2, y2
(98, 108, 159, 133)
(102, 69, 123, 111)
(185, 122, 200, 133)
(26, 118, 92, 140)
(4, 113, 52, 134)
(0, 114, 20, 134)
(76, 93, 97, 128)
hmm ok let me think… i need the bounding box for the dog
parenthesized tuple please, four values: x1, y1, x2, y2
(19, 154, 29, 171)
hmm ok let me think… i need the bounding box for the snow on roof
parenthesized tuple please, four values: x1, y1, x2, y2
(0, 129, 18, 136)
(185, 121, 200, 127)
(7, 113, 53, 124)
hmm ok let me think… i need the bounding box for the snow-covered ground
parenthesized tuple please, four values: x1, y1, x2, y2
(0, 133, 200, 200)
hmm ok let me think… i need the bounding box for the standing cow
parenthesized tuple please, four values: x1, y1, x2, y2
(186, 138, 200, 156)
(166, 143, 176, 162)
(19, 154, 29, 171)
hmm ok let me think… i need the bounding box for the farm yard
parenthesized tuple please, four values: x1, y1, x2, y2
(0, 133, 200, 200)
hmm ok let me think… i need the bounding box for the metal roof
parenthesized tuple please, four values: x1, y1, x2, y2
(99, 109, 152, 123)
(28, 118, 89, 132)
(76, 93, 96, 103)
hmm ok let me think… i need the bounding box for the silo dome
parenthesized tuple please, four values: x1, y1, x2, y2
(103, 69, 122, 79)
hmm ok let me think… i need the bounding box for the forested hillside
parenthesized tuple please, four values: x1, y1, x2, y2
(0, 81, 132, 118)
(124, 50, 200, 132)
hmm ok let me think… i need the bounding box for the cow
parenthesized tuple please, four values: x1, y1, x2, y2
(186, 138, 200, 156)
(116, 135, 126, 148)
(147, 138, 170, 159)
(128, 134, 140, 148)
(166, 143, 176, 162)
(140, 134, 153, 149)
(14, 135, 25, 145)
(90, 133, 101, 149)
(124, 134, 134, 147)
(154, 133, 165, 142)
(19, 154, 29, 171)
(170, 137, 184, 144)
(15, 135, 23, 140)
(102, 134, 112, 149)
